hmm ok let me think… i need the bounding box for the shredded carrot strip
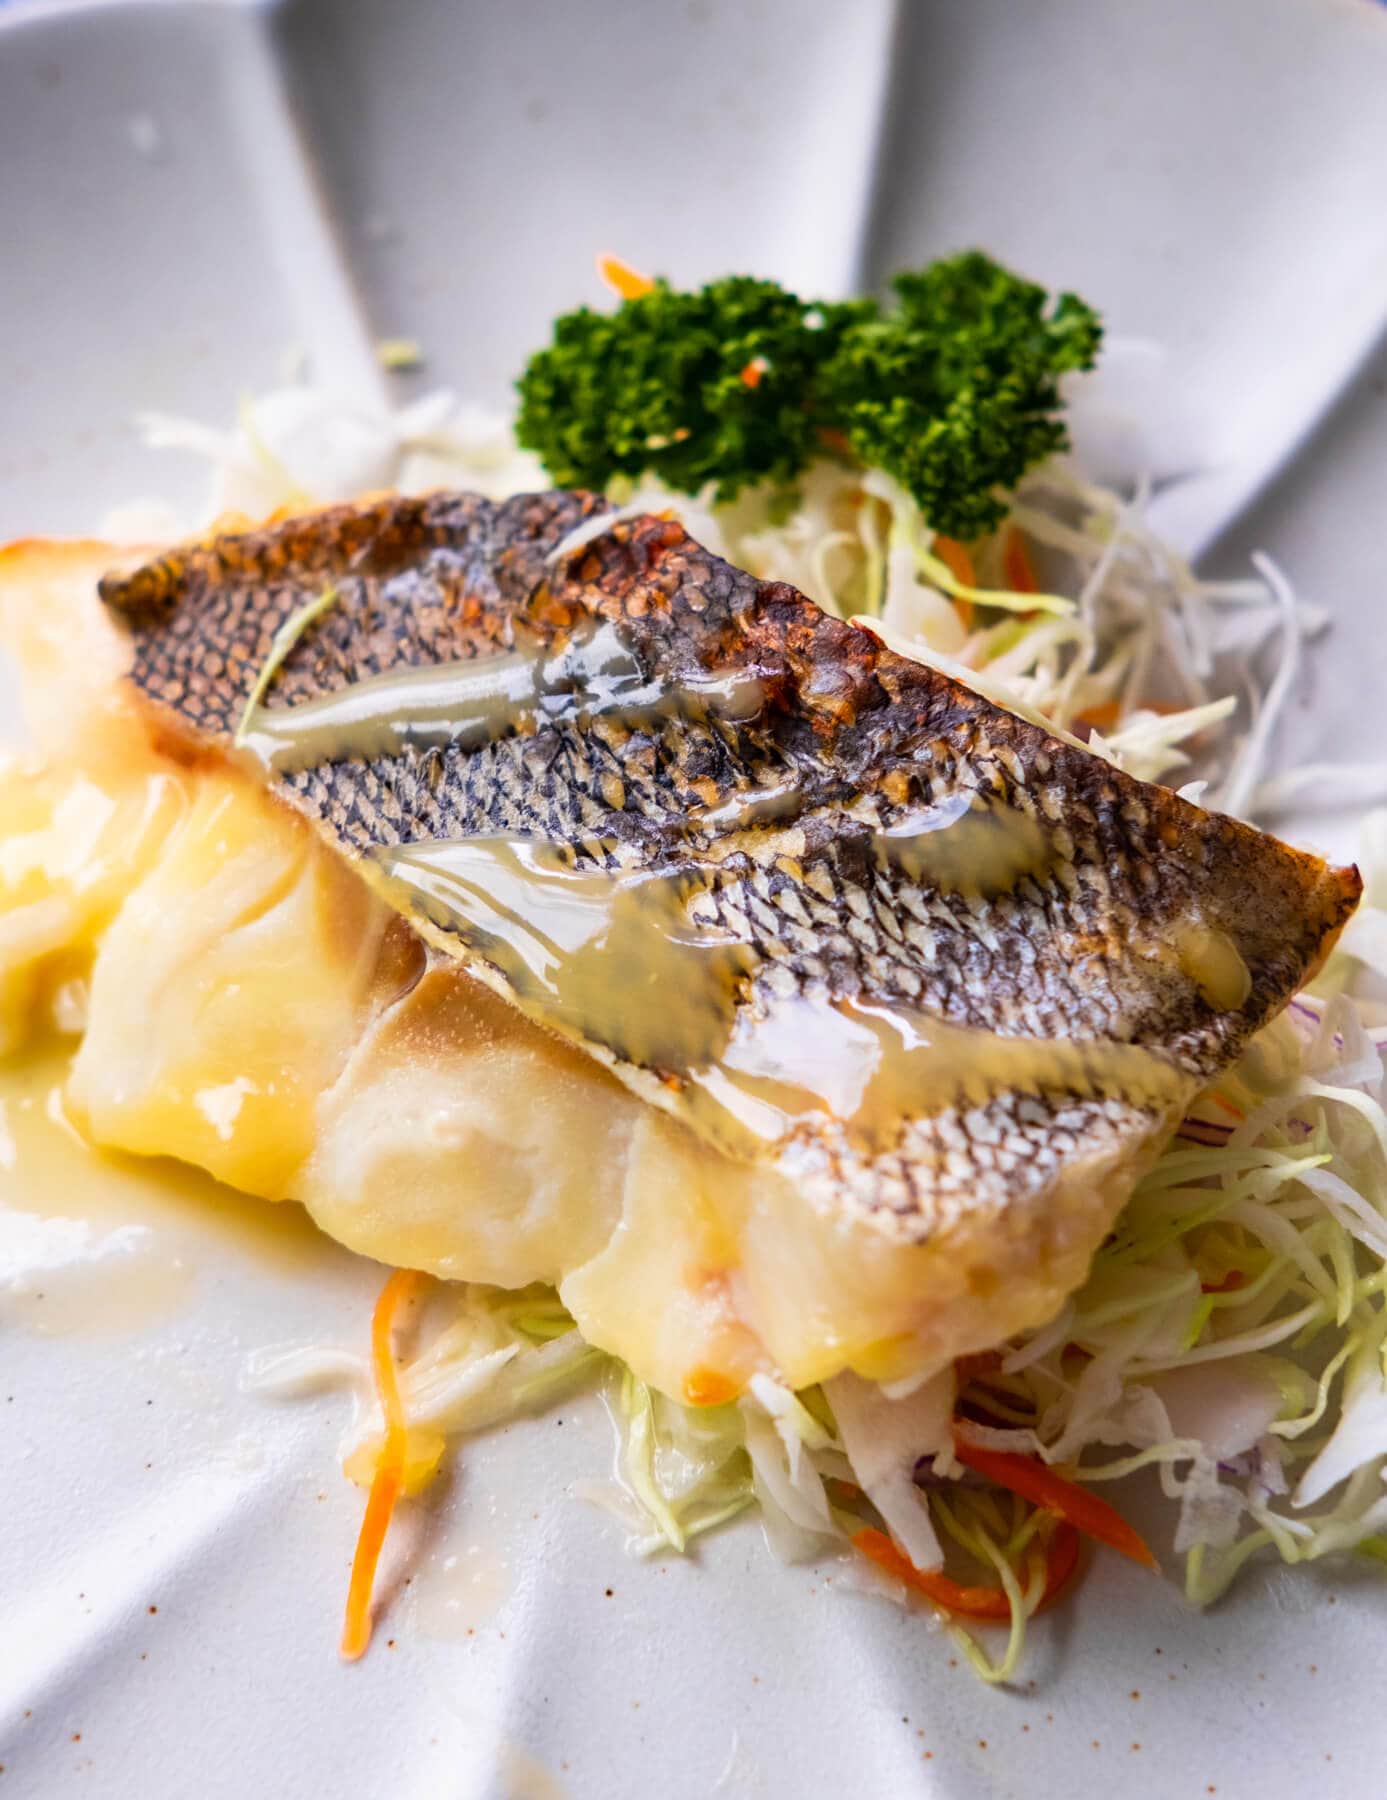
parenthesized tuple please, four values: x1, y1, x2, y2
(1210, 1092, 1246, 1120)
(739, 357, 767, 389)
(1002, 526, 1038, 595)
(852, 1521, 1080, 1621)
(1076, 695, 1187, 734)
(933, 536, 976, 629)
(1075, 698, 1122, 733)
(951, 1429, 1158, 1570)
(932, 536, 975, 586)
(596, 254, 655, 300)
(340, 1268, 426, 1661)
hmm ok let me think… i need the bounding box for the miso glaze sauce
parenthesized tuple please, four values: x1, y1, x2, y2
(242, 617, 764, 773)
(871, 793, 1056, 897)
(372, 837, 754, 1078)
(0, 1042, 328, 1336)
(372, 835, 1183, 1164)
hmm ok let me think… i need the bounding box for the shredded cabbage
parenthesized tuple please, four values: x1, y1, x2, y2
(185, 373, 1387, 1679)
(971, 970, 1387, 1607)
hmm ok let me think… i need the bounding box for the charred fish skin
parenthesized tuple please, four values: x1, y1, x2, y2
(99, 493, 1360, 1240)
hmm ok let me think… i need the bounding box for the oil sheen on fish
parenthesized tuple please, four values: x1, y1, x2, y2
(0, 503, 1360, 1397)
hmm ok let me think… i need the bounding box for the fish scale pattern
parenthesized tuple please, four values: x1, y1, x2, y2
(99, 491, 1359, 1238)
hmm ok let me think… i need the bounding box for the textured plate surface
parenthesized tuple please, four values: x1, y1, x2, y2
(2, 2, 1387, 1796)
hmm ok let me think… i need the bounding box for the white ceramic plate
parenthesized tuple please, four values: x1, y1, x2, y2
(3, 3, 1387, 1795)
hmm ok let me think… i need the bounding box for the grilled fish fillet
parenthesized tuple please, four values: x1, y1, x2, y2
(0, 503, 1360, 1397)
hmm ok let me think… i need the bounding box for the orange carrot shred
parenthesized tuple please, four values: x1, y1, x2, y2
(340, 1268, 426, 1661)
(932, 535, 976, 587)
(852, 1521, 1080, 1621)
(596, 253, 655, 300)
(683, 1367, 740, 1407)
(740, 357, 767, 389)
(951, 1429, 1158, 1571)
(1075, 698, 1123, 733)
(1077, 696, 1188, 735)
(1002, 526, 1038, 595)
(933, 536, 976, 629)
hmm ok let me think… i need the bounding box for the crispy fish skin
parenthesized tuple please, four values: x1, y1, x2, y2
(99, 494, 1361, 1245)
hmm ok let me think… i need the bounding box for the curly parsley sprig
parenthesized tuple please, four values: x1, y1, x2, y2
(516, 252, 1101, 540)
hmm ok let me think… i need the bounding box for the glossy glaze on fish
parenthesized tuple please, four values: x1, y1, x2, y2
(98, 493, 1360, 1247)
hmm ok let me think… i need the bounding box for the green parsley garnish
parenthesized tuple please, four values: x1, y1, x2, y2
(515, 251, 1101, 540)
